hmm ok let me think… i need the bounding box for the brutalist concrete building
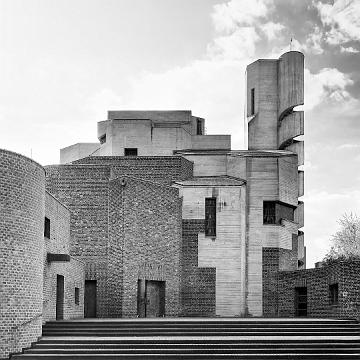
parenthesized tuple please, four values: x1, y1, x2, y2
(3, 51, 359, 359)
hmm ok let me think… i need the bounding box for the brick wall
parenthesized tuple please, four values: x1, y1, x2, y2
(114, 176, 183, 317)
(0, 149, 45, 359)
(45, 158, 190, 318)
(43, 192, 84, 322)
(72, 156, 193, 185)
(277, 259, 360, 320)
(181, 220, 216, 317)
(262, 245, 298, 317)
(45, 164, 111, 316)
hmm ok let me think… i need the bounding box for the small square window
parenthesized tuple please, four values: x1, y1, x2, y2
(75, 287, 80, 305)
(44, 217, 50, 238)
(329, 283, 338, 305)
(124, 148, 138, 156)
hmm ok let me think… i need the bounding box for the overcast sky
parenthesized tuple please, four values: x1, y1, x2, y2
(1, 0, 359, 267)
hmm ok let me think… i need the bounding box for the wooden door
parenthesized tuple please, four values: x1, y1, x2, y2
(56, 275, 64, 320)
(137, 279, 146, 317)
(295, 287, 307, 316)
(145, 280, 165, 317)
(84, 280, 97, 318)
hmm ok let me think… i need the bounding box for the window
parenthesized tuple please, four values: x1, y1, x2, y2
(196, 119, 203, 135)
(329, 283, 339, 305)
(44, 217, 50, 238)
(99, 134, 106, 144)
(263, 201, 295, 225)
(124, 148, 138, 156)
(205, 198, 216, 237)
(250, 88, 255, 115)
(263, 202, 276, 224)
(75, 287, 80, 305)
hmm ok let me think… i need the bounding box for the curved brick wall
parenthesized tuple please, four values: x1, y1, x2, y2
(0, 149, 45, 358)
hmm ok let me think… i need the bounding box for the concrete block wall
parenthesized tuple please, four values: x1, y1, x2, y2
(0, 149, 45, 359)
(179, 185, 246, 317)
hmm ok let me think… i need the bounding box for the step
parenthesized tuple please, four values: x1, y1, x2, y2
(11, 353, 360, 359)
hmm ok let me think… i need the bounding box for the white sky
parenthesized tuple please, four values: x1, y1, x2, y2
(1, 0, 360, 267)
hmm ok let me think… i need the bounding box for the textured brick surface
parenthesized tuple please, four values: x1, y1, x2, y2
(72, 156, 193, 185)
(262, 244, 298, 317)
(43, 192, 85, 322)
(111, 177, 182, 317)
(45, 158, 190, 318)
(276, 259, 360, 320)
(0, 149, 45, 359)
(181, 220, 216, 317)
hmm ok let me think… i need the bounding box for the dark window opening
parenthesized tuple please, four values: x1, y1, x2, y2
(263, 201, 295, 225)
(75, 287, 80, 305)
(196, 119, 203, 135)
(250, 88, 255, 115)
(329, 283, 339, 305)
(263, 201, 276, 224)
(124, 148, 138, 156)
(99, 134, 106, 144)
(205, 197, 216, 237)
(44, 217, 50, 238)
(295, 287, 307, 317)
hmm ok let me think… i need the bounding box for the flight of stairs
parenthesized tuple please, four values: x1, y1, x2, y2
(11, 318, 360, 359)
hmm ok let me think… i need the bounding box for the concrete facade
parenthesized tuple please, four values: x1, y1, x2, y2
(7, 49, 353, 359)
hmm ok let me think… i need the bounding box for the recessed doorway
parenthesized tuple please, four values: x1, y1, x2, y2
(84, 280, 97, 318)
(137, 279, 165, 317)
(56, 275, 64, 320)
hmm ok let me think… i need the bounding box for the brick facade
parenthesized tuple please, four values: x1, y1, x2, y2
(45, 158, 189, 318)
(43, 192, 84, 322)
(277, 259, 360, 320)
(181, 220, 216, 317)
(72, 156, 194, 185)
(0, 149, 45, 359)
(114, 177, 182, 317)
(262, 245, 298, 317)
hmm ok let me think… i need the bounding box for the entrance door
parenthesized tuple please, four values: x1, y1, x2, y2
(84, 280, 97, 318)
(56, 275, 64, 320)
(137, 280, 165, 317)
(295, 287, 307, 316)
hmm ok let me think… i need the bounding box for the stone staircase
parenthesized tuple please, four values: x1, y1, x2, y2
(11, 318, 360, 359)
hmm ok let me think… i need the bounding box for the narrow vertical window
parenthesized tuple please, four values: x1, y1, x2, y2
(75, 287, 80, 305)
(329, 283, 338, 305)
(205, 198, 216, 237)
(196, 119, 203, 135)
(263, 202, 276, 224)
(251, 88, 255, 115)
(44, 217, 50, 238)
